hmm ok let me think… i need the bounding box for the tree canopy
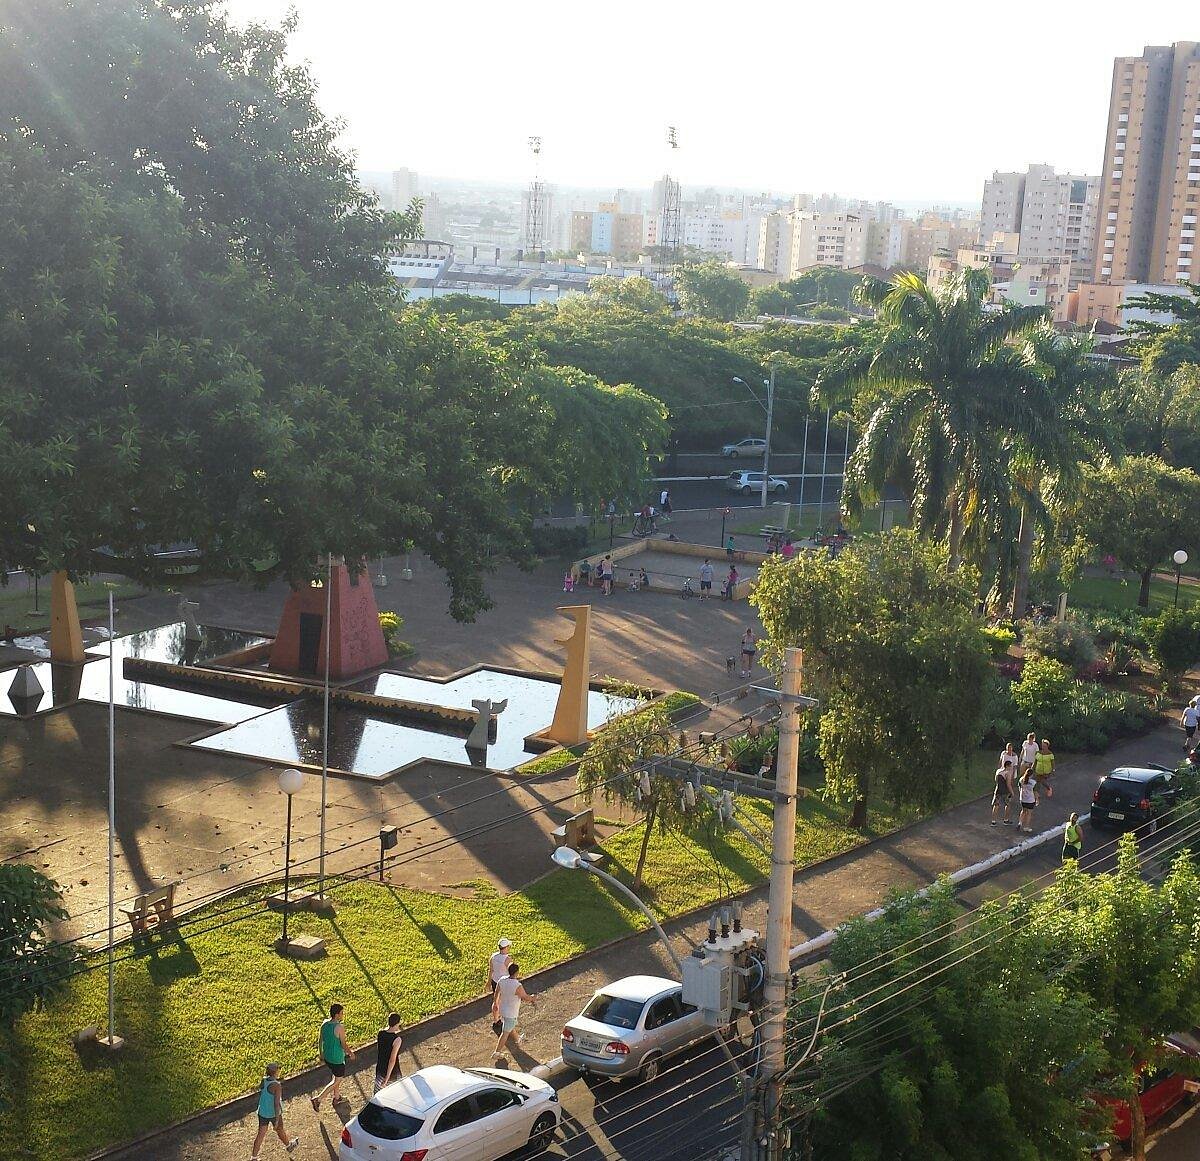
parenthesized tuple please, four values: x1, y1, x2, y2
(0, 0, 662, 618)
(673, 260, 751, 321)
(1126, 283, 1200, 377)
(750, 530, 990, 826)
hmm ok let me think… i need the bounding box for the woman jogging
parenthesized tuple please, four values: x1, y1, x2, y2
(1062, 812, 1083, 862)
(740, 628, 756, 678)
(250, 1063, 299, 1159)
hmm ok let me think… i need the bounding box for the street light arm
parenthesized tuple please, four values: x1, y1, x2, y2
(582, 861, 685, 975)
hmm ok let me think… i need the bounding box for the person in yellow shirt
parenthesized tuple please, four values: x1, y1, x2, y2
(1033, 739, 1056, 798)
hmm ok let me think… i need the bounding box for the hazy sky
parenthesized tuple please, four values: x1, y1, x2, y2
(226, 0, 1193, 203)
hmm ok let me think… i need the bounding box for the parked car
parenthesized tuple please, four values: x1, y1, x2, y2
(338, 1065, 559, 1161)
(720, 437, 766, 459)
(726, 470, 788, 495)
(1089, 766, 1181, 833)
(1095, 1043, 1189, 1148)
(560, 975, 712, 1082)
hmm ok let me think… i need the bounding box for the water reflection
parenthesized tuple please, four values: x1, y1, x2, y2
(193, 669, 637, 777)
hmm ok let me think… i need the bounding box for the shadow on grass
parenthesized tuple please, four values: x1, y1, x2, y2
(327, 917, 396, 1011)
(385, 886, 462, 962)
(134, 931, 201, 986)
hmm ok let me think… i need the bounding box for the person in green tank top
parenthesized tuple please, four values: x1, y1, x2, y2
(311, 1002, 354, 1113)
(250, 1062, 299, 1159)
(1062, 812, 1083, 862)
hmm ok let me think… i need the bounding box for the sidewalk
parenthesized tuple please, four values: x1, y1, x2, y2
(96, 725, 1182, 1161)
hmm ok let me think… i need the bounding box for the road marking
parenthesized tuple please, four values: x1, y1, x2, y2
(1147, 1096, 1200, 1152)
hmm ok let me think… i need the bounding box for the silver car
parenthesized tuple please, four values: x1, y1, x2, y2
(560, 975, 711, 1083)
(720, 437, 767, 458)
(726, 470, 788, 495)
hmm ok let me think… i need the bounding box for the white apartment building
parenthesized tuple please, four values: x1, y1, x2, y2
(391, 168, 420, 212)
(789, 212, 869, 275)
(980, 171, 1026, 241)
(757, 212, 793, 275)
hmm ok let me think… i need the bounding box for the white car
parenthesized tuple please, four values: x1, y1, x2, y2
(338, 1065, 560, 1161)
(720, 437, 767, 458)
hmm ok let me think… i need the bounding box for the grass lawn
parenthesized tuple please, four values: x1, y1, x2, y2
(731, 501, 908, 542)
(1068, 573, 1199, 614)
(0, 577, 145, 629)
(1, 749, 997, 1159)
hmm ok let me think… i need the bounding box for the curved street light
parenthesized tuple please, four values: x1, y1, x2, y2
(1174, 549, 1189, 609)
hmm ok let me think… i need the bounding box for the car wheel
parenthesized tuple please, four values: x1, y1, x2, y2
(528, 1112, 558, 1153)
(638, 1053, 663, 1084)
(774, 484, 787, 494)
(741, 485, 751, 494)
(728, 450, 739, 459)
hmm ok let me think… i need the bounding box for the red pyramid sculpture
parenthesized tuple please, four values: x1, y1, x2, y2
(269, 560, 389, 680)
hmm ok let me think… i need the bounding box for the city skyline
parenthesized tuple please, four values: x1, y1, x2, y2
(225, 0, 1191, 202)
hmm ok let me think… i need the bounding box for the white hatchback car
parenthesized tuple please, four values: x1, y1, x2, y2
(338, 1065, 560, 1161)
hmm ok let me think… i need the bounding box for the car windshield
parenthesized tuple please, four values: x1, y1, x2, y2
(465, 1068, 529, 1090)
(582, 994, 644, 1029)
(357, 1102, 424, 1141)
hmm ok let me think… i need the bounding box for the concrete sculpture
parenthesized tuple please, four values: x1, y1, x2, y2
(547, 605, 591, 746)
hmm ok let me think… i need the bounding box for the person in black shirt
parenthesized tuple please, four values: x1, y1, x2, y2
(374, 1013, 404, 1093)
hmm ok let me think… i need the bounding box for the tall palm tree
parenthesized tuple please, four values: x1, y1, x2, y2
(816, 269, 1047, 568)
(1008, 325, 1111, 618)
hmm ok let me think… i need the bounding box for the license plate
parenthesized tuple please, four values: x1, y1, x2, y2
(1108, 811, 1125, 820)
(577, 1035, 606, 1054)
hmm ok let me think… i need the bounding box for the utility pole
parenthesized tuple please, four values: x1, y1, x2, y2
(760, 367, 775, 510)
(751, 646, 812, 1159)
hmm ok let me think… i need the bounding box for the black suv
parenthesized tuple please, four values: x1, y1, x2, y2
(1090, 766, 1180, 833)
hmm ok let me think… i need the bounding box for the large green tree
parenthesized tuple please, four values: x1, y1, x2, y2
(1073, 455, 1200, 608)
(0, 0, 660, 618)
(1126, 283, 1200, 377)
(751, 530, 990, 827)
(674, 260, 751, 321)
(1104, 364, 1200, 473)
(789, 881, 1108, 1160)
(817, 270, 1047, 567)
(1037, 836, 1200, 1160)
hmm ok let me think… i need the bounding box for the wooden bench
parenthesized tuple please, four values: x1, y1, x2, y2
(120, 882, 179, 937)
(552, 809, 604, 863)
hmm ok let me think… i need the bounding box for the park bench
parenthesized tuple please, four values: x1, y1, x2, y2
(120, 881, 179, 937)
(759, 525, 786, 538)
(552, 808, 604, 863)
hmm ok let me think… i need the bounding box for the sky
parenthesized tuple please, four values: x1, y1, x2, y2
(225, 0, 1194, 204)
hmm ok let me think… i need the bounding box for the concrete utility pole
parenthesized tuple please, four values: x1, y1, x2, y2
(754, 646, 811, 1159)
(760, 367, 776, 510)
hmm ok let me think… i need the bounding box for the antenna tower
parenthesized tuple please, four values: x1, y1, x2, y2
(523, 135, 546, 254)
(659, 125, 682, 264)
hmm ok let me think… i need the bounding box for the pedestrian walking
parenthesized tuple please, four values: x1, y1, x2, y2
(1062, 812, 1083, 862)
(1019, 732, 1039, 777)
(1017, 769, 1039, 833)
(492, 962, 538, 1060)
(999, 742, 1018, 781)
(723, 565, 739, 601)
(699, 559, 715, 600)
(990, 761, 1013, 826)
(311, 1003, 354, 1112)
(1181, 699, 1200, 751)
(487, 937, 514, 1033)
(251, 1063, 299, 1159)
(659, 489, 672, 522)
(1033, 738, 1056, 798)
(562, 569, 574, 593)
(725, 535, 736, 560)
(740, 628, 756, 678)
(600, 555, 613, 596)
(374, 1013, 404, 1093)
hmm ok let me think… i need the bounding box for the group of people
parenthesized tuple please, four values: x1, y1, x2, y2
(698, 558, 740, 600)
(573, 553, 617, 595)
(247, 938, 539, 1158)
(990, 733, 1059, 838)
(763, 531, 796, 557)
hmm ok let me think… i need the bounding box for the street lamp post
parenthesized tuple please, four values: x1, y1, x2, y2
(732, 370, 776, 509)
(721, 506, 731, 547)
(1174, 549, 1189, 608)
(277, 767, 305, 945)
(551, 847, 683, 974)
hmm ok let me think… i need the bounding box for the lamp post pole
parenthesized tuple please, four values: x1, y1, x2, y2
(761, 367, 775, 510)
(277, 768, 304, 946)
(1174, 549, 1189, 608)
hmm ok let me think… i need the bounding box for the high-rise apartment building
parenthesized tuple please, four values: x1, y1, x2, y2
(789, 212, 869, 274)
(757, 212, 793, 275)
(1094, 42, 1200, 284)
(568, 208, 644, 259)
(980, 172, 1026, 241)
(391, 168, 420, 213)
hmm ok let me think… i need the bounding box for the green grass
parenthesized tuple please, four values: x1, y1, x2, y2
(731, 501, 908, 542)
(1068, 573, 1199, 614)
(0, 577, 145, 629)
(1, 746, 998, 1159)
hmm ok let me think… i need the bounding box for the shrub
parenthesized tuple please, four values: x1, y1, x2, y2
(530, 523, 588, 558)
(660, 690, 702, 715)
(377, 611, 408, 656)
(981, 625, 1017, 657)
(515, 746, 582, 775)
(1075, 608, 1150, 651)
(1147, 607, 1200, 682)
(1020, 619, 1097, 673)
(1011, 657, 1073, 719)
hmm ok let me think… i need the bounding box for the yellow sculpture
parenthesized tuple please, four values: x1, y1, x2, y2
(547, 605, 591, 746)
(50, 571, 85, 665)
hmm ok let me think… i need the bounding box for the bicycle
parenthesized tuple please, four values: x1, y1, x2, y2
(680, 577, 695, 599)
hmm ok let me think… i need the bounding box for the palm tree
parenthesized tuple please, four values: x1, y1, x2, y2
(1008, 325, 1111, 618)
(816, 269, 1047, 568)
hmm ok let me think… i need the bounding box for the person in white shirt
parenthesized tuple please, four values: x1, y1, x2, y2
(492, 963, 537, 1060)
(487, 938, 513, 997)
(698, 559, 715, 599)
(1019, 733, 1039, 775)
(1181, 700, 1200, 751)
